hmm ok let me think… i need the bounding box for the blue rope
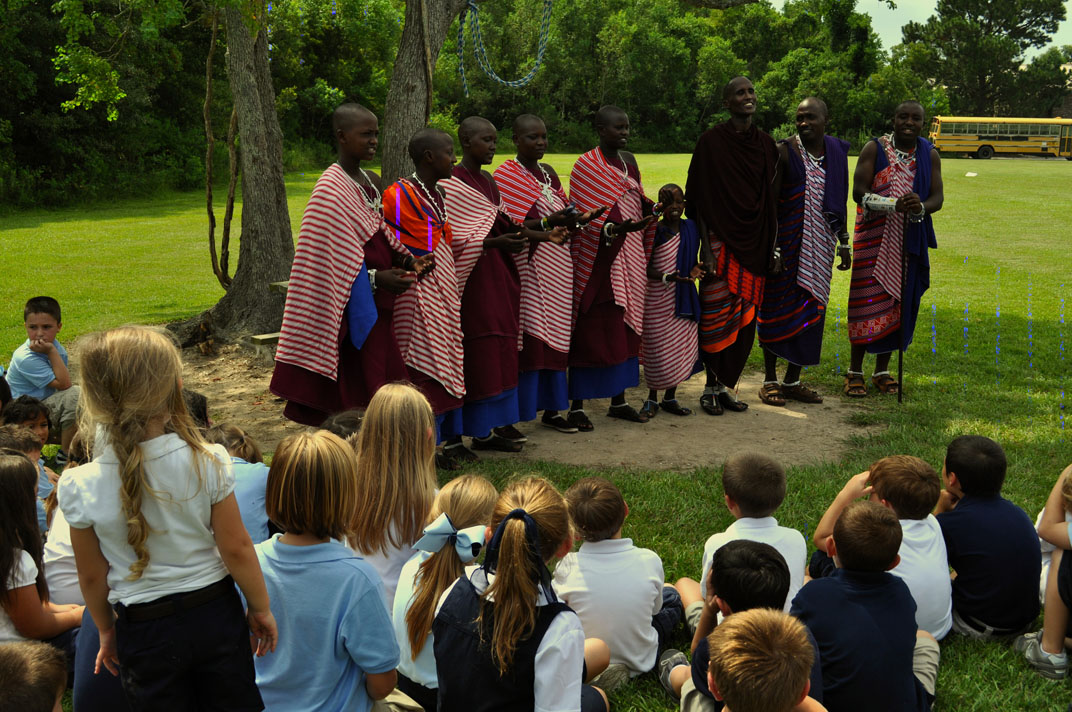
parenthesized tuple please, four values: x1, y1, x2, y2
(457, 0, 553, 96)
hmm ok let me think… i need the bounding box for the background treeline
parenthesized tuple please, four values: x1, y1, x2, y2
(2, 0, 1068, 207)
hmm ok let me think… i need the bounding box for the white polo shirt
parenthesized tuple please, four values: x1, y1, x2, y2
(552, 538, 665, 675)
(891, 515, 953, 639)
(700, 517, 807, 612)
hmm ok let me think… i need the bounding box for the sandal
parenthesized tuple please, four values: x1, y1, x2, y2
(640, 400, 659, 420)
(781, 382, 824, 404)
(871, 372, 900, 395)
(718, 391, 748, 412)
(607, 403, 649, 423)
(843, 373, 868, 398)
(435, 452, 462, 471)
(700, 392, 724, 416)
(567, 409, 595, 432)
(659, 399, 692, 416)
(542, 413, 579, 433)
(472, 433, 524, 453)
(494, 424, 528, 443)
(758, 382, 786, 406)
(443, 442, 479, 463)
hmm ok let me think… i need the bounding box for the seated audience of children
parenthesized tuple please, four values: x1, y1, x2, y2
(206, 423, 271, 543)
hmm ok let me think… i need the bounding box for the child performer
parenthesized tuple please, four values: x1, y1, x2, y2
(59, 326, 277, 709)
(494, 114, 606, 433)
(383, 129, 469, 454)
(567, 105, 657, 429)
(349, 383, 438, 605)
(272, 103, 431, 425)
(432, 476, 610, 712)
(639, 184, 704, 419)
(255, 430, 400, 710)
(393, 474, 498, 709)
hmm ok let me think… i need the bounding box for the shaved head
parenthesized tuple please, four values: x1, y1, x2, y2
(513, 113, 545, 135)
(723, 76, 753, 101)
(458, 116, 496, 144)
(333, 103, 375, 134)
(799, 96, 828, 120)
(408, 128, 452, 164)
(595, 105, 627, 128)
(895, 100, 925, 116)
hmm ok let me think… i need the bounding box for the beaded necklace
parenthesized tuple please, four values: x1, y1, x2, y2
(409, 173, 446, 223)
(340, 164, 382, 212)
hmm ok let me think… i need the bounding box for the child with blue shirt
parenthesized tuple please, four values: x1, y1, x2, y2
(4, 298, 79, 463)
(791, 501, 938, 712)
(0, 422, 53, 535)
(255, 429, 399, 712)
(206, 424, 271, 544)
(934, 434, 1041, 638)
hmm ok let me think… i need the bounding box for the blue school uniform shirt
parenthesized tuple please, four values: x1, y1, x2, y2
(254, 535, 400, 712)
(230, 458, 270, 543)
(6, 340, 68, 400)
(36, 458, 53, 534)
(936, 494, 1040, 631)
(790, 569, 929, 712)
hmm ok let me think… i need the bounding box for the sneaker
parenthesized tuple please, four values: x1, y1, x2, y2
(1014, 631, 1068, 680)
(657, 648, 688, 699)
(493, 424, 527, 443)
(589, 663, 630, 694)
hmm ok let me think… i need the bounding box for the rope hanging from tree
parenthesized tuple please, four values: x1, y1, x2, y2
(456, 0, 553, 96)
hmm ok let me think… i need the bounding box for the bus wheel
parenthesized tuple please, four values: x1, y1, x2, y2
(976, 145, 994, 160)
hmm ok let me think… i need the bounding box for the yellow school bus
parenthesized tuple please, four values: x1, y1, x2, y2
(928, 116, 1072, 159)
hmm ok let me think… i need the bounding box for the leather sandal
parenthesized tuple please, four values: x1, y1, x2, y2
(781, 382, 824, 403)
(640, 400, 659, 419)
(567, 409, 594, 432)
(494, 424, 528, 443)
(758, 382, 786, 406)
(871, 372, 900, 395)
(472, 433, 524, 453)
(541, 413, 579, 433)
(660, 399, 692, 416)
(700, 392, 724, 416)
(607, 403, 649, 423)
(843, 373, 868, 398)
(718, 391, 748, 412)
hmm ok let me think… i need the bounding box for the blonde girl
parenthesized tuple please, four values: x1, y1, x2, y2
(392, 474, 498, 710)
(432, 477, 611, 712)
(206, 424, 271, 544)
(58, 326, 276, 710)
(351, 383, 438, 604)
(255, 430, 400, 711)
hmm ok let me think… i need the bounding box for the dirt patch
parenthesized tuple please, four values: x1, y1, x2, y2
(178, 344, 883, 470)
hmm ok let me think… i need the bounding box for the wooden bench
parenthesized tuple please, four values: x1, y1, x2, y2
(249, 281, 288, 356)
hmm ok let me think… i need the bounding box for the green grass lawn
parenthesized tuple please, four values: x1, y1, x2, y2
(7, 154, 1072, 710)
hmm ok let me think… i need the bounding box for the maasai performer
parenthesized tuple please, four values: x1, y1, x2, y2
(639, 183, 704, 419)
(382, 128, 468, 447)
(495, 114, 604, 434)
(567, 105, 656, 430)
(270, 104, 430, 425)
(436, 116, 534, 464)
(844, 100, 943, 397)
(757, 97, 851, 406)
(686, 77, 779, 415)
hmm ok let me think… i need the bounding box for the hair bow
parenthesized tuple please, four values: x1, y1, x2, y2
(482, 508, 558, 603)
(414, 512, 486, 563)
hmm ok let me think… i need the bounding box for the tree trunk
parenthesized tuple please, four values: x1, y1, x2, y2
(212, 3, 294, 336)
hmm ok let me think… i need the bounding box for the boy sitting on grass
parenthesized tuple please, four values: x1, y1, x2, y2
(707, 608, 828, 712)
(676, 453, 806, 629)
(935, 434, 1040, 638)
(552, 476, 684, 679)
(792, 501, 938, 712)
(659, 540, 824, 712)
(808, 456, 952, 639)
(3, 297, 79, 465)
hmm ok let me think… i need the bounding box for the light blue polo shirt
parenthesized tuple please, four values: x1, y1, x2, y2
(230, 458, 270, 544)
(6, 340, 68, 400)
(254, 536, 400, 712)
(36, 458, 53, 535)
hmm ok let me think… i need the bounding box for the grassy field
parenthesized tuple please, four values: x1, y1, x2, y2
(5, 154, 1072, 710)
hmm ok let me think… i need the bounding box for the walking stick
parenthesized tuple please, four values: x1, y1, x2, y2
(897, 224, 907, 405)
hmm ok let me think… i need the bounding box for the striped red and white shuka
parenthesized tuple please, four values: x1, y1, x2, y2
(439, 177, 500, 298)
(873, 135, 914, 301)
(494, 159, 573, 354)
(795, 135, 837, 306)
(569, 148, 648, 335)
(641, 233, 700, 390)
(275, 163, 392, 381)
(383, 181, 466, 400)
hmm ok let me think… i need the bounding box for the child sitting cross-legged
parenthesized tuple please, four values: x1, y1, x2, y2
(808, 456, 952, 640)
(676, 453, 806, 629)
(433, 476, 611, 712)
(552, 476, 683, 682)
(658, 540, 823, 712)
(707, 608, 828, 712)
(255, 430, 400, 711)
(1, 399, 57, 535)
(393, 474, 499, 710)
(791, 501, 938, 712)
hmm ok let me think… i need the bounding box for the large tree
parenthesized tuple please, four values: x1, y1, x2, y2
(902, 0, 1066, 115)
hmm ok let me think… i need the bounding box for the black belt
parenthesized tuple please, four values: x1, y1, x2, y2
(115, 576, 235, 623)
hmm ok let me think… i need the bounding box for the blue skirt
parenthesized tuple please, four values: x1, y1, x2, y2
(568, 358, 640, 401)
(518, 369, 569, 420)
